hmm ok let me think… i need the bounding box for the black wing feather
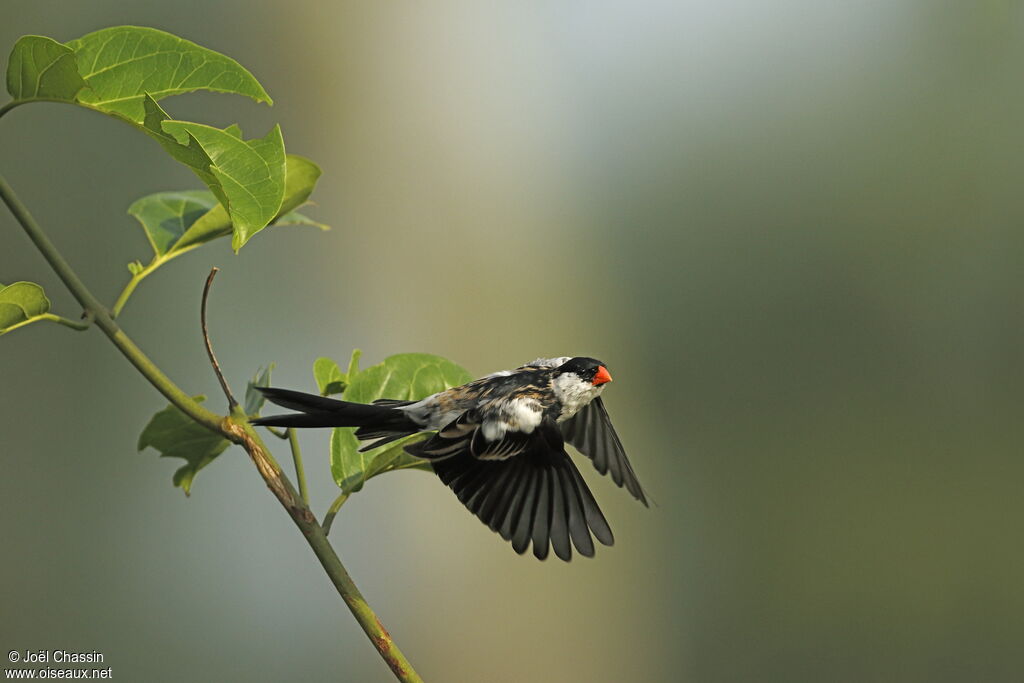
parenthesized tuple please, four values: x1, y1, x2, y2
(530, 469, 552, 560)
(547, 466, 572, 561)
(556, 463, 595, 557)
(510, 468, 539, 555)
(477, 460, 523, 528)
(429, 418, 614, 561)
(561, 396, 649, 506)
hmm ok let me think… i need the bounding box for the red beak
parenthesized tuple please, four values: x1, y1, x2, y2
(592, 366, 612, 386)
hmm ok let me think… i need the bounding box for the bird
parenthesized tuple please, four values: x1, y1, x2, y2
(252, 356, 648, 560)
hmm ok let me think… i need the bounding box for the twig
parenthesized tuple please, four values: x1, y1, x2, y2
(288, 428, 310, 506)
(201, 267, 238, 411)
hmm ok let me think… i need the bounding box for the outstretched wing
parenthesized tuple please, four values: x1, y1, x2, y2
(411, 417, 614, 560)
(560, 396, 649, 506)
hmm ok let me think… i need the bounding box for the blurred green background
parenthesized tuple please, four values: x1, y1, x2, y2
(2, 2, 1023, 681)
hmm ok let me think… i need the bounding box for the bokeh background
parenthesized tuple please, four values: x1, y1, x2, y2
(2, 2, 1023, 681)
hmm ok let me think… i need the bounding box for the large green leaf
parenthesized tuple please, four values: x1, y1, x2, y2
(343, 353, 474, 404)
(329, 353, 473, 493)
(138, 93, 219, 184)
(135, 98, 286, 250)
(161, 121, 285, 250)
(5, 36, 86, 101)
(127, 155, 323, 263)
(137, 396, 230, 495)
(65, 25, 271, 121)
(4, 27, 289, 248)
(0, 281, 51, 335)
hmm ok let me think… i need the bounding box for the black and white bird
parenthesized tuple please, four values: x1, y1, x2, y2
(252, 356, 647, 560)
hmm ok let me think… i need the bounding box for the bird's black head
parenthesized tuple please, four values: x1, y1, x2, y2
(556, 357, 612, 385)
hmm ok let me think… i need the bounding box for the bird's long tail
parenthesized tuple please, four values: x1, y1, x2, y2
(251, 387, 418, 436)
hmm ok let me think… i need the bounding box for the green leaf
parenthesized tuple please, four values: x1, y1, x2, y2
(346, 348, 362, 379)
(245, 364, 274, 416)
(329, 352, 473, 493)
(329, 429, 367, 492)
(174, 153, 320, 251)
(137, 396, 230, 495)
(5, 27, 287, 249)
(363, 436, 432, 478)
(127, 155, 323, 262)
(0, 281, 51, 335)
(65, 26, 271, 122)
(5, 35, 86, 101)
(277, 154, 321, 216)
(313, 357, 346, 396)
(161, 120, 285, 250)
(343, 353, 474, 405)
(138, 94, 219, 190)
(127, 190, 218, 257)
(276, 210, 328, 231)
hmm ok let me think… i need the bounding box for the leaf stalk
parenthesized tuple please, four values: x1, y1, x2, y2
(322, 492, 351, 537)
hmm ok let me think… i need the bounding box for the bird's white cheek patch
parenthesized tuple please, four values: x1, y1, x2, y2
(553, 373, 600, 420)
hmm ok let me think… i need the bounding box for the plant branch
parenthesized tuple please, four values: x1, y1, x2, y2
(288, 428, 310, 506)
(322, 491, 351, 536)
(221, 416, 422, 682)
(2, 175, 424, 681)
(0, 175, 222, 432)
(200, 267, 238, 411)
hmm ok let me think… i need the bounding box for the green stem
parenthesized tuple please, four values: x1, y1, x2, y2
(0, 175, 221, 432)
(0, 100, 22, 121)
(42, 312, 93, 330)
(265, 425, 289, 440)
(1, 311, 93, 335)
(111, 266, 152, 318)
(322, 491, 351, 536)
(224, 417, 422, 682)
(112, 251, 206, 318)
(1, 97, 131, 122)
(287, 428, 310, 506)
(1, 174, 424, 682)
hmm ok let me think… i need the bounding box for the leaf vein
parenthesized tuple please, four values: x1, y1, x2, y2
(31, 55, 63, 96)
(81, 49, 195, 79)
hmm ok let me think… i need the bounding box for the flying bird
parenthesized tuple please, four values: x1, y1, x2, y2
(252, 356, 648, 560)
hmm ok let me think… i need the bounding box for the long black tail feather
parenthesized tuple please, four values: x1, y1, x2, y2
(251, 387, 418, 435)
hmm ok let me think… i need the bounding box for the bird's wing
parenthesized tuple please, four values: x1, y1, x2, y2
(408, 408, 534, 460)
(560, 396, 649, 506)
(413, 417, 614, 560)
